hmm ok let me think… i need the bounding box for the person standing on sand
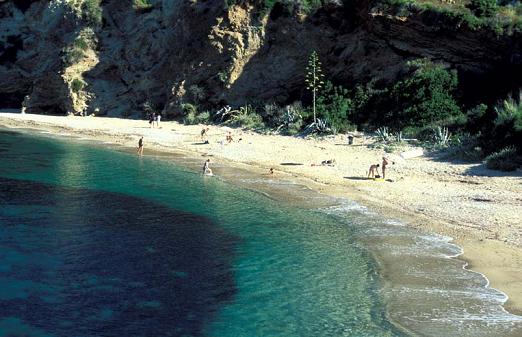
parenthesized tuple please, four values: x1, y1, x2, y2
(156, 113, 161, 128)
(203, 159, 213, 175)
(201, 127, 210, 142)
(137, 136, 144, 156)
(368, 164, 380, 178)
(149, 113, 155, 128)
(382, 156, 394, 179)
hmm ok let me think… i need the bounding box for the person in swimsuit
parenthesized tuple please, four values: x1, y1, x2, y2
(203, 159, 213, 175)
(381, 156, 394, 179)
(137, 136, 144, 156)
(368, 164, 379, 178)
(201, 127, 210, 142)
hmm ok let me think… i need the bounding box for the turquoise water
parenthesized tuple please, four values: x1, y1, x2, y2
(0, 128, 521, 337)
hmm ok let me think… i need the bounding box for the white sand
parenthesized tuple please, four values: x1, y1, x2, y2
(1, 112, 521, 314)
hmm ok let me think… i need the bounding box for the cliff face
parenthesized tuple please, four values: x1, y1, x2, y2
(0, 0, 521, 116)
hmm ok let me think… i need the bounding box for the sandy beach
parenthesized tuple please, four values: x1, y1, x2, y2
(1, 112, 521, 315)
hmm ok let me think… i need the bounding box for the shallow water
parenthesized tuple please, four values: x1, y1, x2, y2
(0, 129, 520, 337)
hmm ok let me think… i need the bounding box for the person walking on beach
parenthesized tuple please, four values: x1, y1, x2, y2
(368, 164, 380, 178)
(137, 136, 144, 156)
(203, 159, 213, 175)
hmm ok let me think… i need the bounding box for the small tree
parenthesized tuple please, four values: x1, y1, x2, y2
(316, 81, 353, 133)
(305, 51, 324, 124)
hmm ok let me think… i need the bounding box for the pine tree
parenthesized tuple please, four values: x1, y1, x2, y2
(305, 51, 324, 125)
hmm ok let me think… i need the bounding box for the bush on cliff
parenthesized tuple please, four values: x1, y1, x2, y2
(81, 0, 102, 26)
(468, 0, 498, 17)
(387, 59, 464, 129)
(133, 0, 153, 11)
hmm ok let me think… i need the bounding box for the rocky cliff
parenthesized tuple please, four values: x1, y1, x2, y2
(0, 0, 521, 116)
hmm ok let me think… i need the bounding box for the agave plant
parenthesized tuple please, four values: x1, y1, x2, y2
(303, 118, 331, 135)
(395, 131, 403, 142)
(433, 126, 451, 146)
(215, 105, 232, 122)
(375, 126, 391, 142)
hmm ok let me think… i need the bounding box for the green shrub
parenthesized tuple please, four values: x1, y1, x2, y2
(181, 103, 198, 124)
(316, 81, 353, 134)
(465, 103, 488, 133)
(442, 133, 484, 162)
(226, 106, 265, 129)
(182, 104, 211, 125)
(81, 0, 102, 26)
(468, 0, 498, 17)
(71, 78, 85, 93)
(217, 71, 228, 83)
(181, 103, 197, 116)
(494, 95, 522, 131)
(487, 94, 522, 152)
(272, 102, 306, 135)
(196, 111, 211, 124)
(133, 0, 153, 11)
(261, 0, 322, 16)
(183, 111, 198, 125)
(63, 47, 85, 65)
(73, 36, 89, 51)
(389, 59, 463, 129)
(485, 146, 521, 171)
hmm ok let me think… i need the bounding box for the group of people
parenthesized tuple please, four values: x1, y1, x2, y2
(368, 156, 394, 180)
(137, 128, 394, 181)
(148, 112, 161, 128)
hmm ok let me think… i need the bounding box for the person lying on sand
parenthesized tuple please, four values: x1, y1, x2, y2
(368, 164, 380, 178)
(203, 159, 213, 175)
(311, 159, 336, 167)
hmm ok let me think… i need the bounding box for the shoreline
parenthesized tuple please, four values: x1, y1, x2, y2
(1, 112, 521, 315)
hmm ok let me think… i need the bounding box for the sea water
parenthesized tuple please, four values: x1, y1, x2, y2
(0, 128, 520, 337)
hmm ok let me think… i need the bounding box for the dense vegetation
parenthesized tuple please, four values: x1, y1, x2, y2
(172, 50, 521, 170)
(68, 0, 521, 170)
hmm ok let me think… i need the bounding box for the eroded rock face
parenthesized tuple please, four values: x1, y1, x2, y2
(0, 0, 520, 116)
